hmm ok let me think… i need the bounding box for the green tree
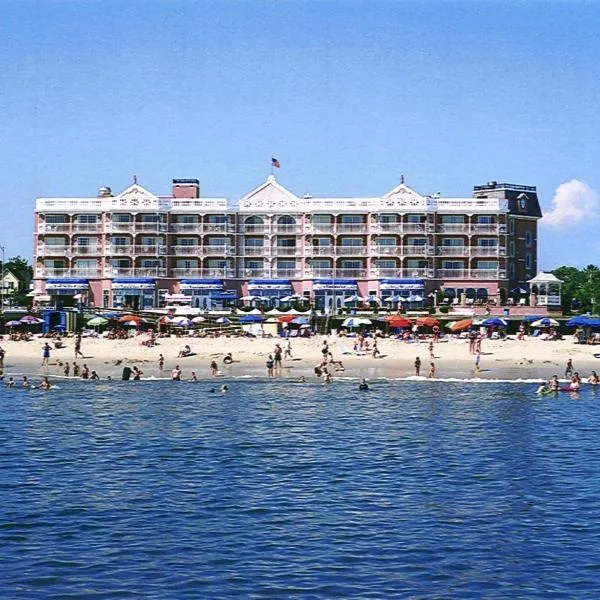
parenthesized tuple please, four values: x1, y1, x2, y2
(2, 256, 33, 307)
(553, 264, 600, 314)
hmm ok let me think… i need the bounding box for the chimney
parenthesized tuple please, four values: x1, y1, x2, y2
(172, 178, 200, 199)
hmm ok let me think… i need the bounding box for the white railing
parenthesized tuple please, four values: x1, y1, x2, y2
(107, 223, 135, 232)
(273, 269, 302, 278)
(170, 246, 200, 255)
(306, 246, 334, 256)
(72, 224, 102, 233)
(39, 224, 71, 233)
(274, 247, 301, 256)
(202, 245, 233, 255)
(272, 225, 302, 234)
(36, 268, 102, 278)
(436, 247, 469, 256)
(240, 269, 270, 278)
(336, 224, 368, 233)
(241, 246, 269, 256)
(335, 268, 367, 278)
(335, 246, 368, 256)
(403, 223, 427, 233)
(105, 268, 167, 277)
(204, 223, 236, 233)
(436, 269, 500, 280)
(471, 224, 499, 233)
(169, 223, 201, 233)
(37, 245, 69, 256)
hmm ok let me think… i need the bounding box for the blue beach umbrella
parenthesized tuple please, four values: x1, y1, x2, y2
(482, 317, 508, 328)
(290, 317, 310, 325)
(565, 316, 592, 327)
(216, 317, 231, 324)
(239, 315, 265, 324)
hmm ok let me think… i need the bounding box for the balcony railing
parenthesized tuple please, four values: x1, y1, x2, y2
(436, 246, 469, 256)
(471, 224, 499, 233)
(105, 267, 167, 277)
(240, 268, 270, 278)
(39, 224, 71, 233)
(336, 224, 368, 233)
(307, 246, 334, 256)
(272, 225, 302, 234)
(169, 223, 201, 233)
(72, 224, 101, 233)
(436, 269, 501, 280)
(202, 245, 233, 255)
(71, 245, 101, 255)
(273, 269, 302, 278)
(374, 268, 429, 278)
(436, 246, 504, 257)
(171, 268, 236, 278)
(37, 245, 69, 256)
(204, 223, 235, 233)
(240, 225, 268, 234)
(274, 247, 300, 256)
(335, 246, 368, 256)
(36, 268, 102, 278)
(242, 246, 268, 256)
(170, 245, 200, 255)
(335, 268, 367, 278)
(107, 222, 134, 232)
(402, 223, 426, 233)
(306, 223, 334, 233)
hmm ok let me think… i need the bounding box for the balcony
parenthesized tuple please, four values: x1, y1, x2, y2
(436, 246, 469, 256)
(306, 223, 334, 233)
(374, 268, 429, 278)
(105, 267, 167, 277)
(436, 269, 501, 280)
(471, 246, 501, 257)
(471, 224, 499, 234)
(203, 245, 233, 255)
(170, 245, 200, 255)
(240, 225, 268, 234)
(107, 222, 135, 232)
(171, 268, 201, 277)
(274, 246, 300, 256)
(109, 245, 134, 255)
(375, 222, 401, 232)
(39, 223, 71, 233)
(309, 268, 334, 278)
(403, 223, 426, 233)
(470, 269, 501, 280)
(71, 245, 101, 255)
(169, 223, 201, 233)
(273, 269, 302, 278)
(402, 245, 431, 255)
(307, 246, 334, 256)
(36, 268, 102, 278)
(370, 245, 401, 256)
(241, 268, 271, 278)
(134, 223, 166, 232)
(335, 268, 367, 278)
(204, 223, 235, 233)
(171, 268, 235, 279)
(336, 224, 368, 233)
(72, 223, 101, 233)
(437, 223, 469, 233)
(134, 245, 167, 255)
(335, 246, 368, 256)
(242, 246, 269, 256)
(272, 225, 302, 234)
(37, 245, 69, 256)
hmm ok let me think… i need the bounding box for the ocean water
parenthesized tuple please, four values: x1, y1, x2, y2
(2, 379, 600, 599)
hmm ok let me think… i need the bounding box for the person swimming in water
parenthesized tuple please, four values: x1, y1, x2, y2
(358, 378, 369, 391)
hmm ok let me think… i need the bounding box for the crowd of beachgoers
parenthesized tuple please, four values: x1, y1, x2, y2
(2, 320, 600, 395)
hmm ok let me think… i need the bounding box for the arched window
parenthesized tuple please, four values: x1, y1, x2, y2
(277, 215, 296, 225)
(245, 216, 264, 225)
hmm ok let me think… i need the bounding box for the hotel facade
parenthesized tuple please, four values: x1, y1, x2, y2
(33, 176, 542, 310)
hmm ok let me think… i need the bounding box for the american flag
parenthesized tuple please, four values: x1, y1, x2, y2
(271, 157, 280, 168)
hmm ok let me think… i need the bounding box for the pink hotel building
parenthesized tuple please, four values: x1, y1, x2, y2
(33, 176, 542, 311)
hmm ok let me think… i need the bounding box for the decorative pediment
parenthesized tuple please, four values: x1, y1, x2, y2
(110, 184, 164, 210)
(382, 184, 428, 209)
(239, 176, 300, 212)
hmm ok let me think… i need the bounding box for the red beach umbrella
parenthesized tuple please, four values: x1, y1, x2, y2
(416, 316, 439, 327)
(119, 314, 141, 324)
(385, 316, 412, 328)
(278, 315, 297, 323)
(447, 318, 473, 332)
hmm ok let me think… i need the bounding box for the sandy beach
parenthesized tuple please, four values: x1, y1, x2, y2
(2, 332, 600, 384)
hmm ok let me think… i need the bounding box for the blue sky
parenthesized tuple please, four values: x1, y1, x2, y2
(1, 0, 599, 268)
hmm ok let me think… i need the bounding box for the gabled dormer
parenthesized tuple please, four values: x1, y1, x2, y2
(238, 175, 300, 212)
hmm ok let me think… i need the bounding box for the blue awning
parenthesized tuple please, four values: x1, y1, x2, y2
(180, 279, 224, 290)
(248, 279, 292, 290)
(380, 278, 425, 290)
(113, 278, 155, 284)
(47, 278, 89, 284)
(210, 291, 239, 300)
(313, 279, 357, 291)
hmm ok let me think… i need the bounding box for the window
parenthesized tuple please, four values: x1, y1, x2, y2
(376, 260, 397, 269)
(313, 214, 333, 224)
(111, 259, 131, 268)
(177, 238, 197, 246)
(141, 259, 162, 268)
(175, 215, 199, 223)
(406, 214, 426, 223)
(478, 238, 498, 247)
(245, 238, 264, 247)
(311, 259, 332, 268)
(510, 241, 515, 257)
(377, 237, 396, 246)
(340, 238, 363, 246)
(277, 215, 296, 225)
(112, 237, 130, 246)
(276, 238, 296, 247)
(406, 237, 427, 246)
(245, 216, 264, 225)
(207, 259, 230, 269)
(442, 261, 464, 270)
(340, 215, 363, 224)
(313, 237, 331, 247)
(244, 259, 264, 269)
(442, 238, 464, 246)
(76, 215, 97, 224)
(207, 215, 229, 224)
(176, 259, 198, 268)
(206, 237, 228, 246)
(406, 259, 427, 268)
(477, 215, 496, 224)
(509, 264, 515, 278)
(380, 214, 398, 223)
(76, 237, 93, 246)
(340, 260, 363, 269)
(525, 253, 532, 268)
(276, 260, 296, 269)
(525, 231, 532, 247)
(509, 219, 515, 234)
(73, 259, 97, 270)
(45, 237, 67, 246)
(141, 214, 161, 223)
(112, 214, 132, 223)
(44, 259, 67, 268)
(141, 237, 158, 246)
(440, 215, 465, 223)
(46, 215, 67, 224)
(476, 261, 498, 270)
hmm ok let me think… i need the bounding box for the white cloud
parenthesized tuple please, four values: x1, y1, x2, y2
(542, 179, 598, 227)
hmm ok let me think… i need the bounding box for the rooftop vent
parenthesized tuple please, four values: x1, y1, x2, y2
(98, 186, 112, 197)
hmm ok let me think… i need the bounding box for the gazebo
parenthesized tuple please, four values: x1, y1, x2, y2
(527, 272, 562, 308)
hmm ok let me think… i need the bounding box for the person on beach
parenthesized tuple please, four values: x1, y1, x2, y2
(22, 375, 30, 389)
(474, 350, 481, 374)
(42, 342, 51, 366)
(39, 377, 50, 390)
(5, 376, 15, 388)
(266, 355, 274, 378)
(74, 334, 84, 358)
(210, 360, 219, 376)
(297, 375, 306, 383)
(565, 358, 574, 378)
(468, 330, 476, 354)
(372, 340, 380, 358)
(284, 340, 293, 360)
(73, 362, 80, 377)
(428, 361, 436, 378)
(82, 364, 90, 380)
(178, 345, 192, 358)
(0, 345, 5, 370)
(158, 354, 164, 371)
(414, 356, 421, 376)
(171, 365, 182, 381)
(588, 371, 599, 385)
(90, 371, 99, 380)
(191, 372, 198, 381)
(273, 344, 282, 371)
(132, 366, 142, 380)
(428, 340, 434, 359)
(63, 362, 70, 377)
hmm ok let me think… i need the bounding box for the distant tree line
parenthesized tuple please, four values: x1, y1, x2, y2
(553, 265, 600, 315)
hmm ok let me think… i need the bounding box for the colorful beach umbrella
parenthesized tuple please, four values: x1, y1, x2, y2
(385, 316, 412, 328)
(172, 317, 193, 327)
(481, 317, 508, 328)
(342, 317, 372, 328)
(87, 316, 109, 326)
(416, 317, 439, 327)
(5, 320, 22, 327)
(119, 314, 141, 323)
(20, 315, 44, 324)
(191, 316, 206, 324)
(530, 318, 559, 328)
(216, 316, 231, 324)
(158, 315, 173, 325)
(447, 318, 473, 332)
